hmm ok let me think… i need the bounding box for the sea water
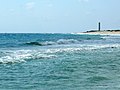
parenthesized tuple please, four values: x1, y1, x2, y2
(0, 33, 120, 90)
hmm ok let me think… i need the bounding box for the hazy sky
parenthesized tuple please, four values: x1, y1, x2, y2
(0, 0, 120, 33)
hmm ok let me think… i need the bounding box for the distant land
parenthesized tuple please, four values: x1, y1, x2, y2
(80, 30, 120, 35)
(78, 22, 120, 35)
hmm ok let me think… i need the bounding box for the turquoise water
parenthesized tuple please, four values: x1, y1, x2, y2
(0, 33, 120, 90)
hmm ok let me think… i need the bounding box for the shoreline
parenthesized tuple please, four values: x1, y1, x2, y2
(76, 30, 120, 35)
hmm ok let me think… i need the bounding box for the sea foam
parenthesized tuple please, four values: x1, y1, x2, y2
(0, 43, 120, 64)
(0, 50, 56, 64)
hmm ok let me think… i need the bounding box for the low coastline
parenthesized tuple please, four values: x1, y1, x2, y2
(77, 30, 120, 35)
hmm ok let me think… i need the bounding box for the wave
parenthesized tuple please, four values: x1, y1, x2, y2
(25, 39, 80, 46)
(101, 35, 120, 39)
(0, 50, 56, 64)
(1, 43, 120, 64)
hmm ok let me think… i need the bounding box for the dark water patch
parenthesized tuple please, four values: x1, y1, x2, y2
(25, 42, 43, 46)
(62, 68, 75, 73)
(38, 75, 70, 81)
(87, 76, 109, 83)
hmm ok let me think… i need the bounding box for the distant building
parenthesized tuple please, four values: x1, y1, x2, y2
(98, 22, 101, 31)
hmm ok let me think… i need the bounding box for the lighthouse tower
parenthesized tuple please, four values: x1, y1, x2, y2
(98, 22, 101, 31)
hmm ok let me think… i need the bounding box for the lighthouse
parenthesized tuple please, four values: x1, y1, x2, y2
(98, 22, 101, 31)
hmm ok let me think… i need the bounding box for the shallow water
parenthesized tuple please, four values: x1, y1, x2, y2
(0, 33, 120, 90)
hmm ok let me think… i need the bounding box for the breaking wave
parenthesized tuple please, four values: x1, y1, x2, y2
(0, 50, 56, 64)
(101, 35, 120, 39)
(25, 39, 80, 46)
(0, 43, 120, 64)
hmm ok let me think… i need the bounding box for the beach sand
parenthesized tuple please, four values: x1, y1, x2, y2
(76, 31, 120, 35)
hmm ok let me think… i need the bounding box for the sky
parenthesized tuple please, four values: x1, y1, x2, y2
(0, 0, 120, 33)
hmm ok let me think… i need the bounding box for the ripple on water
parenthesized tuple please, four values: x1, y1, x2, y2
(87, 76, 110, 83)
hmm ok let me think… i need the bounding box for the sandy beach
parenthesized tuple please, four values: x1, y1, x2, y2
(76, 30, 120, 35)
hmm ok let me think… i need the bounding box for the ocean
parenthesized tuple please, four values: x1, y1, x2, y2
(0, 33, 120, 90)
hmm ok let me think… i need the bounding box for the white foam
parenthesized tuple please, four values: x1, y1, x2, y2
(0, 50, 57, 64)
(1, 43, 120, 64)
(101, 36, 120, 39)
(57, 39, 80, 44)
(45, 44, 120, 54)
(43, 41, 56, 46)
